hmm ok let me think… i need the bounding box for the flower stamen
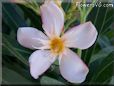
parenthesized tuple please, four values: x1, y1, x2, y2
(50, 37, 64, 54)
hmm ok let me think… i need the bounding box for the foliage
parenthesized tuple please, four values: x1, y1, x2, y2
(2, 0, 114, 85)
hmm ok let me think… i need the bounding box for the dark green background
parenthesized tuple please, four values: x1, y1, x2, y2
(2, 2, 114, 85)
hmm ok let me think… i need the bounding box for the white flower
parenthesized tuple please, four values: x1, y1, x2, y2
(17, 1, 98, 83)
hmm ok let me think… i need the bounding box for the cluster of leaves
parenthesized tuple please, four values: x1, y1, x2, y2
(2, 1, 114, 85)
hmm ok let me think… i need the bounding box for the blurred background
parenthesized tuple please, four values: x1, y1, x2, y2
(2, 0, 114, 85)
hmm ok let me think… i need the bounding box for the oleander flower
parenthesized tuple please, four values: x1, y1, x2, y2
(17, 1, 98, 83)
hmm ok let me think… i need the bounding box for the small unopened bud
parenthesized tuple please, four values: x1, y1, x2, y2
(55, 0, 62, 7)
(45, 0, 62, 7)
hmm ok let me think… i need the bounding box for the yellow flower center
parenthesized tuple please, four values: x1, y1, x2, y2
(50, 37, 64, 54)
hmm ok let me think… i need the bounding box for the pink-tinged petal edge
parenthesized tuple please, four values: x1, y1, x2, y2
(59, 48, 89, 83)
(40, 1, 64, 38)
(62, 21, 98, 49)
(17, 27, 49, 49)
(29, 50, 57, 79)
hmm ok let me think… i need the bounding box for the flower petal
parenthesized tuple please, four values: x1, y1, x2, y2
(17, 27, 49, 49)
(29, 50, 57, 79)
(62, 22, 98, 49)
(40, 1, 64, 37)
(60, 48, 89, 83)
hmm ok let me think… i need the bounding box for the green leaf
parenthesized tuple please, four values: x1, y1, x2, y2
(2, 67, 34, 85)
(97, 35, 112, 48)
(89, 46, 114, 64)
(2, 34, 28, 66)
(62, 0, 71, 13)
(2, 33, 32, 57)
(2, 3, 28, 32)
(18, 4, 42, 30)
(86, 53, 113, 84)
(83, 7, 114, 63)
(40, 76, 65, 85)
(109, 76, 114, 85)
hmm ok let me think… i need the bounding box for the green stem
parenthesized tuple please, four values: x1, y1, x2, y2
(77, 0, 96, 57)
(83, 0, 86, 14)
(64, 17, 77, 30)
(77, 0, 87, 57)
(77, 49, 82, 57)
(77, 17, 85, 57)
(86, 0, 97, 17)
(77, 15, 86, 57)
